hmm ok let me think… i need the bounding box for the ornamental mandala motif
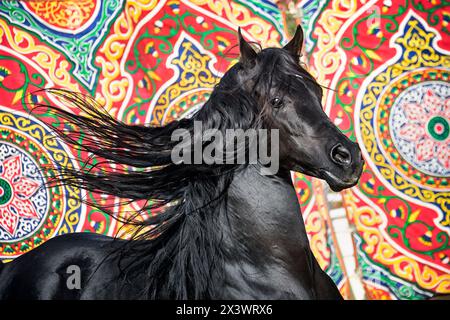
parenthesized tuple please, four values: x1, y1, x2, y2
(359, 14, 450, 210)
(376, 70, 450, 191)
(0, 110, 84, 259)
(390, 83, 450, 177)
(0, 147, 47, 240)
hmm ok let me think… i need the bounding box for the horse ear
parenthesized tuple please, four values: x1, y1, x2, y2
(238, 27, 257, 67)
(283, 25, 304, 57)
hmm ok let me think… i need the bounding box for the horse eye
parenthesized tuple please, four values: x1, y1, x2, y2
(271, 97, 283, 108)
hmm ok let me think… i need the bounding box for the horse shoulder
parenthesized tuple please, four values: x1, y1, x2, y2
(0, 232, 120, 299)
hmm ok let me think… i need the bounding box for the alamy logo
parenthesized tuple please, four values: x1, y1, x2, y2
(66, 265, 81, 290)
(171, 121, 279, 175)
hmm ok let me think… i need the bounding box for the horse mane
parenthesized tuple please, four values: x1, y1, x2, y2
(32, 60, 265, 298)
(34, 47, 313, 299)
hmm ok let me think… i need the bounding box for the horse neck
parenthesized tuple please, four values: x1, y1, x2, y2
(222, 164, 310, 268)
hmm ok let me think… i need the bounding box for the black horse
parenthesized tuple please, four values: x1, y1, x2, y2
(0, 26, 363, 299)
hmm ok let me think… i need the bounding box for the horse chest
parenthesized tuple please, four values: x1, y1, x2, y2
(220, 259, 315, 299)
(217, 167, 316, 299)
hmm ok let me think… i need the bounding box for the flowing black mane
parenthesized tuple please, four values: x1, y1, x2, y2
(35, 49, 308, 298)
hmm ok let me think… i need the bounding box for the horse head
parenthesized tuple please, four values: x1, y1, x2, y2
(236, 25, 364, 191)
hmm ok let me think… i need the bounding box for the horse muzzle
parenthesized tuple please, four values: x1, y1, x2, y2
(321, 141, 365, 191)
(320, 169, 361, 192)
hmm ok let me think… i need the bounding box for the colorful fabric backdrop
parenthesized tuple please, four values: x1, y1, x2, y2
(299, 0, 450, 299)
(0, 0, 448, 299)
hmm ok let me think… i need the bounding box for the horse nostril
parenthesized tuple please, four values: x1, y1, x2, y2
(330, 144, 352, 166)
